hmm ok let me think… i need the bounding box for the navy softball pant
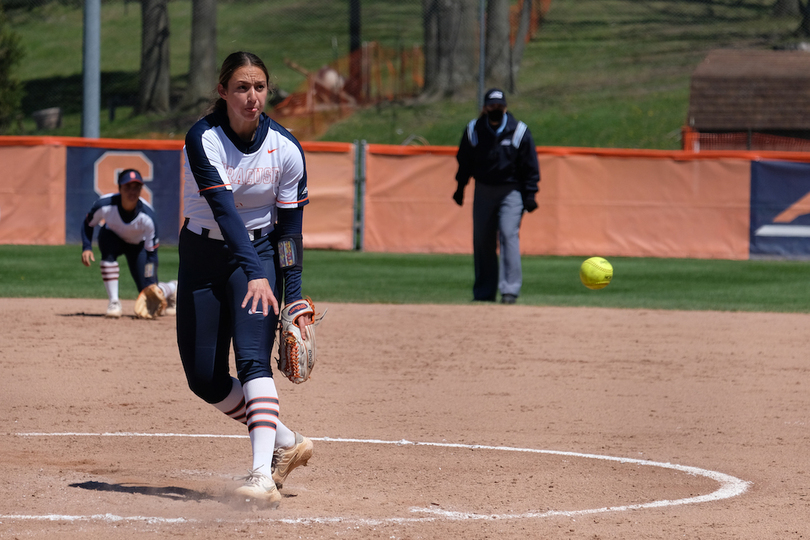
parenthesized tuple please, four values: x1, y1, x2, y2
(98, 226, 157, 292)
(472, 184, 524, 301)
(176, 226, 281, 404)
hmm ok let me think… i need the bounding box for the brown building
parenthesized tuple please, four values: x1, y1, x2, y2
(685, 49, 810, 152)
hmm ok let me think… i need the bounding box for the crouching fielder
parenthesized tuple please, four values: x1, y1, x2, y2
(80, 169, 177, 318)
(179, 51, 313, 506)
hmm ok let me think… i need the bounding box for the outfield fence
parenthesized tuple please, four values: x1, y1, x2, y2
(2, 135, 810, 260)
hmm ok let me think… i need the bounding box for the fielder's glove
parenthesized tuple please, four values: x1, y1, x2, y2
(134, 284, 167, 319)
(276, 298, 327, 384)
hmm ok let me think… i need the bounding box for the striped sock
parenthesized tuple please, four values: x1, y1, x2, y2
(213, 377, 247, 424)
(243, 377, 280, 472)
(212, 377, 295, 448)
(100, 261, 119, 302)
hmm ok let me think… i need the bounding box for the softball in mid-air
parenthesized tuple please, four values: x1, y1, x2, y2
(579, 257, 613, 290)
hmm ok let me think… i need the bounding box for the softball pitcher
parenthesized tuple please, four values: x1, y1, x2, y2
(179, 51, 313, 506)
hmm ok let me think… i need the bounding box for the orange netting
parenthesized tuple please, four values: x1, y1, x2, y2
(273, 0, 553, 141)
(682, 126, 810, 153)
(510, 0, 552, 45)
(271, 42, 424, 140)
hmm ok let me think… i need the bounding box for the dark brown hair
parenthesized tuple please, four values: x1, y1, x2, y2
(207, 51, 271, 115)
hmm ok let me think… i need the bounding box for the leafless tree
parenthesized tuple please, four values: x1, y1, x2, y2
(137, 0, 170, 114)
(485, 0, 510, 89)
(421, 0, 478, 100)
(486, 0, 533, 93)
(184, 0, 218, 112)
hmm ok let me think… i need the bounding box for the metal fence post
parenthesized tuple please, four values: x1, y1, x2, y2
(353, 139, 367, 251)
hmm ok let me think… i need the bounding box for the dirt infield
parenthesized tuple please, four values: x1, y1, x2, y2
(1, 298, 808, 539)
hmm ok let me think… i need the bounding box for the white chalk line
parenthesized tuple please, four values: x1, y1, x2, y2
(6, 432, 751, 526)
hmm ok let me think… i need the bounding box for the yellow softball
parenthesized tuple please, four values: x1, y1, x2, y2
(579, 257, 613, 290)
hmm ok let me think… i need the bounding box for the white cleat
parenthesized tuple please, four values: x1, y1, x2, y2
(105, 300, 122, 318)
(234, 469, 281, 506)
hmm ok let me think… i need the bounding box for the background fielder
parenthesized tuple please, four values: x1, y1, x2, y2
(81, 168, 177, 318)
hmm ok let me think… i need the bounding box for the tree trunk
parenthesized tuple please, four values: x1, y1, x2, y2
(137, 0, 170, 114)
(485, 0, 510, 90)
(510, 0, 533, 92)
(184, 0, 217, 112)
(421, 0, 477, 100)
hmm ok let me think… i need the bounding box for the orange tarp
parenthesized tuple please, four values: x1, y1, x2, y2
(0, 145, 67, 245)
(365, 145, 753, 259)
(299, 142, 356, 250)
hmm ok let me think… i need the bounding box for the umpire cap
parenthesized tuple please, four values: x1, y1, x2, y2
(483, 88, 507, 107)
(118, 169, 144, 186)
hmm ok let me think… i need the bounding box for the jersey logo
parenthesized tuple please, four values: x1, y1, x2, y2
(225, 166, 281, 186)
(267, 148, 277, 154)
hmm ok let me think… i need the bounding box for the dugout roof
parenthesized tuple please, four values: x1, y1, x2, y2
(688, 49, 810, 131)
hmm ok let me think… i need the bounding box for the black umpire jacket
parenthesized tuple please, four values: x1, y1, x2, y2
(454, 112, 540, 204)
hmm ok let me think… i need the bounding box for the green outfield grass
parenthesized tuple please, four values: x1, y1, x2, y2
(1, 245, 808, 313)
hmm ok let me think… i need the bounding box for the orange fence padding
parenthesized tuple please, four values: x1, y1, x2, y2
(364, 145, 466, 253)
(4, 135, 810, 259)
(0, 145, 67, 244)
(365, 145, 754, 259)
(525, 154, 751, 259)
(299, 142, 356, 250)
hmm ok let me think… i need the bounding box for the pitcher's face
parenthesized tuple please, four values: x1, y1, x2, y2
(218, 65, 268, 124)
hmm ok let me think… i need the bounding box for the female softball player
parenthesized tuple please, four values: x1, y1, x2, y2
(80, 169, 177, 318)
(178, 51, 313, 505)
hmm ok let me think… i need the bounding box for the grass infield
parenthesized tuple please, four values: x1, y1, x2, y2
(0, 245, 808, 313)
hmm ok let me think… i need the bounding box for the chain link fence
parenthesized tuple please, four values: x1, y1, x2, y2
(3, 0, 809, 140)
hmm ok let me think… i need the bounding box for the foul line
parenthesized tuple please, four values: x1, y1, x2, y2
(6, 432, 751, 525)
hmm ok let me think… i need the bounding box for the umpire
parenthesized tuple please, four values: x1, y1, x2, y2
(453, 88, 540, 304)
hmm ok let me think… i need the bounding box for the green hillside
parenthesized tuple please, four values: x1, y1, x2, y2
(5, 0, 803, 148)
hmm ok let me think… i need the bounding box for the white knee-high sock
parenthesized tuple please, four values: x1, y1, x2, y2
(275, 417, 296, 449)
(100, 261, 119, 302)
(213, 377, 295, 448)
(243, 377, 280, 472)
(212, 377, 247, 424)
(158, 281, 176, 298)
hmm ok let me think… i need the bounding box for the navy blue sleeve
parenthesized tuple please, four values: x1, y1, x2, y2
(276, 206, 303, 302)
(455, 124, 475, 187)
(203, 188, 267, 282)
(80, 219, 94, 251)
(80, 199, 105, 251)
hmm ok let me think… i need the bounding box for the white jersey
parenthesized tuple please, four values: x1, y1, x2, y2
(83, 194, 159, 250)
(183, 111, 308, 235)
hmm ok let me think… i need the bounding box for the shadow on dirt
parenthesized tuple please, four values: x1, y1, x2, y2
(70, 481, 214, 502)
